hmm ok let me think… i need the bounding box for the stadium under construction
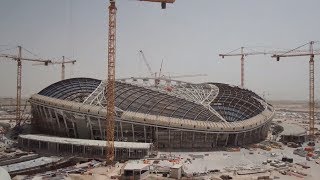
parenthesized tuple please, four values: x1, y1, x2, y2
(18, 77, 275, 157)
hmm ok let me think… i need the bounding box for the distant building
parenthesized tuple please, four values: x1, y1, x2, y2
(170, 164, 183, 179)
(122, 162, 150, 180)
(279, 123, 307, 144)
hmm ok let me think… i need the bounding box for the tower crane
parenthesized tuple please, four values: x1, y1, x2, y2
(219, 47, 315, 88)
(272, 41, 320, 138)
(139, 50, 155, 77)
(219, 47, 268, 87)
(106, 0, 175, 164)
(138, 50, 163, 86)
(0, 46, 51, 127)
(138, 50, 206, 87)
(33, 56, 76, 80)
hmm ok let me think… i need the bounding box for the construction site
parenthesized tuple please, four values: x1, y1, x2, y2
(1, 0, 320, 180)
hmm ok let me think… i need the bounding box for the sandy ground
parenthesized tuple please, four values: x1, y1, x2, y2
(63, 164, 123, 180)
(156, 143, 320, 180)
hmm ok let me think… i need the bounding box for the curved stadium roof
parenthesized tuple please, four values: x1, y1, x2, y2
(38, 78, 266, 123)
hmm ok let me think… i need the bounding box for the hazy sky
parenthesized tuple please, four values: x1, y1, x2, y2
(1, 0, 320, 100)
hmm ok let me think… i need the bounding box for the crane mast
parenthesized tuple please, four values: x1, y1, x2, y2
(106, 0, 117, 164)
(105, 0, 174, 164)
(309, 41, 315, 138)
(240, 47, 244, 87)
(16, 46, 22, 126)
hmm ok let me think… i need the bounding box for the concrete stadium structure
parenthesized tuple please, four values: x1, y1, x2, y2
(28, 77, 274, 150)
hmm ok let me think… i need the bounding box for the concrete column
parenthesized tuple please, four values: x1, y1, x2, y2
(234, 134, 238, 146)
(254, 129, 258, 142)
(37, 106, 45, 122)
(116, 122, 119, 140)
(51, 110, 60, 128)
(48, 108, 60, 129)
(180, 131, 183, 149)
(61, 113, 70, 137)
(87, 116, 94, 139)
(192, 132, 195, 149)
(149, 127, 153, 143)
(132, 124, 135, 141)
(42, 107, 54, 125)
(144, 126, 147, 143)
(41, 106, 52, 130)
(169, 129, 171, 148)
(97, 118, 103, 139)
(224, 134, 229, 147)
(243, 132, 246, 145)
(71, 121, 77, 138)
(205, 133, 207, 142)
(120, 122, 123, 139)
(35, 105, 42, 119)
(258, 127, 262, 140)
(215, 133, 219, 147)
(156, 126, 159, 148)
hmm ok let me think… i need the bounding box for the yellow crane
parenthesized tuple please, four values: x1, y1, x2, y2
(272, 41, 320, 138)
(0, 46, 51, 127)
(33, 56, 76, 80)
(219, 47, 317, 88)
(219, 47, 268, 87)
(106, 0, 175, 164)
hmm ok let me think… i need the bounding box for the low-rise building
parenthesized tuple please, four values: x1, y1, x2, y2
(280, 123, 307, 144)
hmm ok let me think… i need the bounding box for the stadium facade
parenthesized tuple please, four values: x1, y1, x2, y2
(28, 77, 274, 150)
